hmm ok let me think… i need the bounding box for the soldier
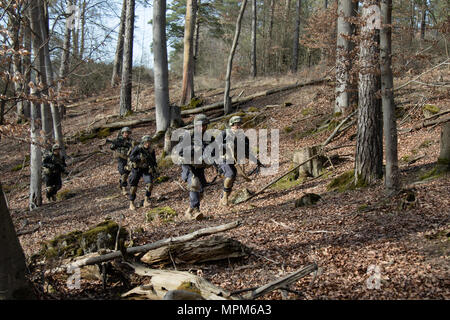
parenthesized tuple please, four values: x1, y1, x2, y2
(42, 144, 67, 202)
(175, 114, 213, 220)
(127, 135, 158, 210)
(216, 115, 262, 206)
(108, 127, 136, 195)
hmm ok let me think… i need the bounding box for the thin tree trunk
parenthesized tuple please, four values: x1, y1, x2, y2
(11, 13, 24, 122)
(355, 0, 383, 185)
(180, 0, 197, 106)
(58, 0, 73, 119)
(22, 16, 32, 119)
(291, 0, 301, 73)
(79, 0, 86, 59)
(29, 87, 42, 210)
(119, 0, 135, 116)
(153, 0, 171, 132)
(193, 0, 201, 76)
(267, 0, 275, 73)
(251, 0, 257, 78)
(29, 0, 52, 143)
(111, 0, 127, 87)
(420, 3, 426, 40)
(72, 0, 79, 60)
(335, 0, 355, 114)
(380, 0, 399, 192)
(0, 183, 35, 299)
(224, 0, 247, 115)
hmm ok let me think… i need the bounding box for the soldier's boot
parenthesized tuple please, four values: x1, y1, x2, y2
(193, 208, 204, 221)
(185, 207, 204, 221)
(220, 191, 231, 207)
(221, 177, 234, 206)
(129, 201, 136, 210)
(143, 184, 153, 208)
(184, 207, 194, 220)
(129, 186, 137, 210)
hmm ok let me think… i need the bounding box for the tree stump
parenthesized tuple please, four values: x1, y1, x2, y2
(293, 146, 324, 178)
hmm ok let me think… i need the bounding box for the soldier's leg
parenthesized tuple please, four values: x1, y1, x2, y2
(220, 164, 237, 206)
(128, 168, 142, 210)
(118, 159, 130, 195)
(143, 172, 153, 208)
(185, 169, 204, 220)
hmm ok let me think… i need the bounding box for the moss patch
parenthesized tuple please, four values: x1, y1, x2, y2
(423, 104, 440, 115)
(40, 220, 128, 259)
(56, 189, 77, 201)
(157, 156, 174, 169)
(419, 164, 449, 181)
(301, 107, 313, 116)
(181, 97, 203, 111)
(271, 168, 305, 191)
(154, 175, 170, 184)
(146, 206, 177, 223)
(283, 126, 294, 134)
(327, 170, 368, 192)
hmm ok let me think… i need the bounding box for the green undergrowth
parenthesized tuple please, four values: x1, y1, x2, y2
(181, 97, 203, 111)
(146, 206, 177, 223)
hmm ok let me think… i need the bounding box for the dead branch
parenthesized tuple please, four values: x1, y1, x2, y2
(240, 263, 318, 299)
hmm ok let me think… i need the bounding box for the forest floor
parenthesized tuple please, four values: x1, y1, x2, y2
(1, 66, 449, 300)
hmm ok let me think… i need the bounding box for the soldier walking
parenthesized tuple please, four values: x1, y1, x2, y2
(216, 116, 262, 206)
(108, 127, 136, 195)
(175, 114, 214, 220)
(127, 135, 158, 210)
(42, 144, 67, 202)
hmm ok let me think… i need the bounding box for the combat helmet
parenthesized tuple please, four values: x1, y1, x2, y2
(121, 127, 132, 134)
(229, 115, 243, 127)
(52, 144, 61, 151)
(194, 114, 209, 125)
(141, 135, 152, 143)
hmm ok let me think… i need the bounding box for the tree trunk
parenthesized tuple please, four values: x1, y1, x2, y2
(335, 0, 355, 114)
(420, 3, 426, 40)
(11, 13, 24, 122)
(29, 0, 53, 143)
(380, 0, 399, 192)
(180, 0, 197, 106)
(79, 0, 86, 59)
(437, 123, 450, 171)
(111, 0, 127, 87)
(39, 1, 65, 155)
(267, 0, 275, 73)
(140, 236, 249, 265)
(119, 0, 135, 116)
(251, 0, 257, 78)
(58, 0, 73, 119)
(153, 0, 171, 133)
(22, 16, 32, 119)
(193, 0, 201, 76)
(291, 0, 301, 73)
(29, 87, 42, 210)
(224, 0, 247, 115)
(0, 183, 35, 299)
(355, 0, 383, 185)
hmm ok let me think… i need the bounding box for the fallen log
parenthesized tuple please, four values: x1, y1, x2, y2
(122, 262, 237, 300)
(181, 78, 330, 116)
(400, 114, 450, 133)
(140, 235, 250, 265)
(241, 263, 318, 299)
(60, 221, 241, 270)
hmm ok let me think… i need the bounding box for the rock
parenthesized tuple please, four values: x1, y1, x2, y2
(230, 188, 253, 204)
(163, 290, 205, 300)
(146, 206, 178, 223)
(295, 193, 322, 208)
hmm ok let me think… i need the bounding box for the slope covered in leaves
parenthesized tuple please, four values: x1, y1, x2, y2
(0, 67, 449, 300)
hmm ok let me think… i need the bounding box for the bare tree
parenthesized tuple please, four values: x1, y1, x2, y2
(380, 0, 399, 192)
(0, 183, 35, 299)
(224, 0, 247, 115)
(180, 0, 197, 106)
(335, 0, 356, 114)
(119, 0, 135, 116)
(153, 0, 171, 133)
(291, 0, 301, 73)
(111, 0, 127, 87)
(251, 0, 257, 78)
(29, 87, 43, 210)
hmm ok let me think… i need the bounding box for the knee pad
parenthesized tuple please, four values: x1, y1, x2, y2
(189, 176, 202, 192)
(223, 177, 235, 192)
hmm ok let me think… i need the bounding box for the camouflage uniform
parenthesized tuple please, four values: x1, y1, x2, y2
(127, 135, 157, 210)
(109, 127, 136, 195)
(42, 144, 67, 201)
(175, 114, 214, 220)
(216, 116, 260, 206)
